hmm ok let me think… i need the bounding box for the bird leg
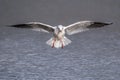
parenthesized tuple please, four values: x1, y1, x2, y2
(52, 38, 56, 48)
(60, 39, 64, 49)
(61, 43, 64, 49)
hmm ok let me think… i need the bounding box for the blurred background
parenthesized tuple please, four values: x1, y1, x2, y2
(0, 0, 120, 80)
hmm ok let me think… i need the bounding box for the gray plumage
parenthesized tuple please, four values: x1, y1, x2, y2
(65, 21, 113, 35)
(10, 22, 55, 33)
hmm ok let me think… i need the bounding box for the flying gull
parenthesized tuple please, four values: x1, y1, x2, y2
(9, 21, 112, 48)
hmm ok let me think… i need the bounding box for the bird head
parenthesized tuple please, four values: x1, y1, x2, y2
(57, 25, 64, 32)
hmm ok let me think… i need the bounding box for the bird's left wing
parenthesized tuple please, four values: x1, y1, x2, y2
(65, 21, 113, 35)
(9, 22, 55, 33)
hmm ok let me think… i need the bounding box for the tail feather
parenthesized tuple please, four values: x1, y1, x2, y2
(46, 36, 71, 48)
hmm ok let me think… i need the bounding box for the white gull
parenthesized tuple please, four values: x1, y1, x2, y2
(9, 21, 112, 48)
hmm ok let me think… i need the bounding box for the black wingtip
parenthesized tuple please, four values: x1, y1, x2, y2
(6, 24, 31, 28)
(6, 24, 24, 27)
(96, 22, 113, 25)
(94, 22, 113, 26)
(106, 22, 113, 25)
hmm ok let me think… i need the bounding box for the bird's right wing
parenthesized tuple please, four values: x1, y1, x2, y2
(9, 22, 55, 33)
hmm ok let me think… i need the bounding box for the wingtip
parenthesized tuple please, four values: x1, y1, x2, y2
(6, 24, 29, 28)
(6, 24, 18, 27)
(109, 22, 113, 25)
(100, 22, 113, 26)
(94, 21, 113, 25)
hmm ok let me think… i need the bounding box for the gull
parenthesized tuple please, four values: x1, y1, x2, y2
(9, 21, 112, 48)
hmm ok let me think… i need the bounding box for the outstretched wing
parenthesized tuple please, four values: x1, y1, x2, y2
(9, 22, 55, 33)
(65, 21, 113, 35)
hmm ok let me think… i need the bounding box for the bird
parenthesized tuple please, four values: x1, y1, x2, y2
(9, 21, 112, 48)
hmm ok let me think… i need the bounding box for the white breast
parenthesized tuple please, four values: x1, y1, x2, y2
(54, 27, 65, 39)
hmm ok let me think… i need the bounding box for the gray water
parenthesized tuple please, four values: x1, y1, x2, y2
(0, 0, 120, 80)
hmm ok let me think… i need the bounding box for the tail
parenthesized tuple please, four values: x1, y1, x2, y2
(46, 36, 71, 48)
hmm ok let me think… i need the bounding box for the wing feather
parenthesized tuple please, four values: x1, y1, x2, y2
(65, 21, 112, 35)
(9, 22, 55, 33)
